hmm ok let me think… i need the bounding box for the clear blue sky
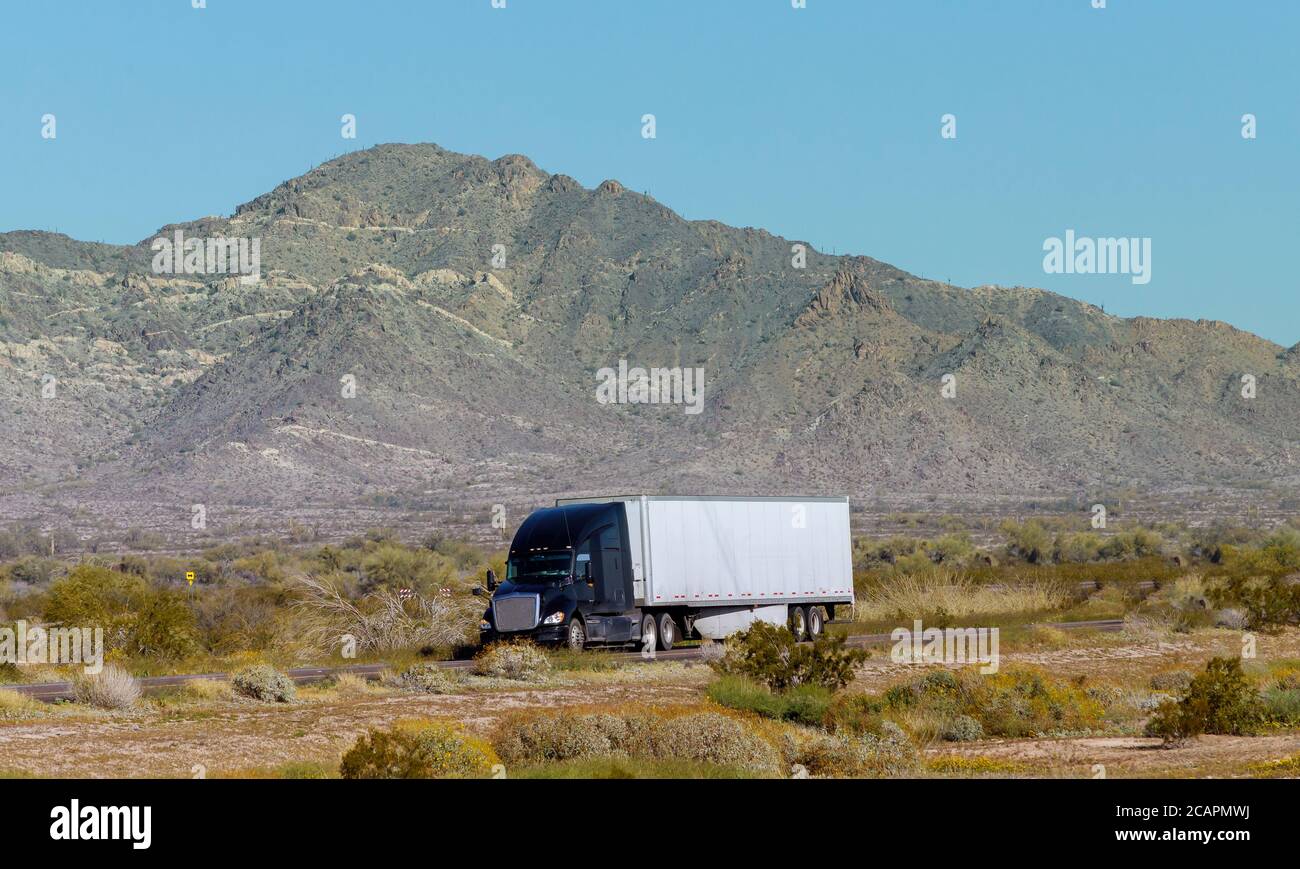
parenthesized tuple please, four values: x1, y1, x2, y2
(2, 0, 1296, 345)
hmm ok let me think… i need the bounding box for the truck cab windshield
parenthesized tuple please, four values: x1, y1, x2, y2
(506, 551, 572, 584)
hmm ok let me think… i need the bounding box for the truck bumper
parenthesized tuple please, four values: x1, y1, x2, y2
(479, 625, 567, 646)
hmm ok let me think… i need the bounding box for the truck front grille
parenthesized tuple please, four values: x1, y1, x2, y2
(493, 594, 540, 632)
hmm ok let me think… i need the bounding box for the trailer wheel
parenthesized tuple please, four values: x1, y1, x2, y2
(788, 606, 807, 641)
(641, 613, 659, 654)
(657, 613, 677, 651)
(566, 617, 587, 651)
(806, 606, 824, 639)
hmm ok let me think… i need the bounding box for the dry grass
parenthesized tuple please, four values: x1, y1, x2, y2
(855, 570, 1071, 623)
(73, 665, 141, 711)
(177, 679, 236, 702)
(291, 573, 477, 655)
(0, 688, 41, 719)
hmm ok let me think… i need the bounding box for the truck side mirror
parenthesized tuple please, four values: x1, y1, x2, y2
(583, 561, 593, 583)
(486, 569, 498, 592)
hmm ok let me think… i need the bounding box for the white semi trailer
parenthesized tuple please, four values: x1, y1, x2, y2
(477, 495, 855, 650)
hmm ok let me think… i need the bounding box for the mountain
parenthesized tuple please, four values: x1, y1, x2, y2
(1, 143, 1297, 541)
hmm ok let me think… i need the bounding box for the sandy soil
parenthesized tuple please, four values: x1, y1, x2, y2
(929, 733, 1300, 778)
(0, 682, 700, 779)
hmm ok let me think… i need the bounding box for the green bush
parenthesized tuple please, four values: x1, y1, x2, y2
(1053, 532, 1103, 564)
(1000, 520, 1052, 563)
(711, 621, 866, 692)
(881, 666, 1105, 739)
(1207, 576, 1300, 629)
(1262, 688, 1300, 727)
(130, 591, 201, 659)
(340, 719, 499, 779)
(43, 565, 200, 659)
(1145, 658, 1264, 743)
(705, 675, 832, 726)
(231, 664, 296, 703)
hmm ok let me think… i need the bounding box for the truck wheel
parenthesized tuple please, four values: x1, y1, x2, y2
(657, 613, 677, 651)
(641, 613, 659, 653)
(806, 606, 824, 639)
(789, 605, 807, 641)
(566, 617, 587, 651)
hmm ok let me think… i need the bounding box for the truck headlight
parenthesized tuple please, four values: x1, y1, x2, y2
(479, 619, 492, 631)
(542, 611, 565, 625)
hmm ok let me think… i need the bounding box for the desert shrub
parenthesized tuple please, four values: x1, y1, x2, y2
(7, 557, 57, 585)
(929, 534, 976, 566)
(473, 641, 551, 681)
(1000, 520, 1052, 563)
(854, 571, 1069, 623)
(1149, 670, 1194, 693)
(881, 666, 1105, 739)
(73, 664, 141, 710)
(420, 534, 486, 573)
(231, 664, 296, 702)
(1099, 527, 1164, 560)
(513, 757, 753, 779)
(711, 621, 865, 692)
(340, 719, 499, 779)
(0, 688, 41, 719)
(130, 591, 201, 659)
(292, 573, 477, 655)
(966, 669, 1105, 737)
(42, 565, 200, 658)
(395, 663, 463, 694)
(1138, 574, 1216, 631)
(696, 641, 726, 662)
(1206, 575, 1300, 630)
(494, 712, 639, 763)
(43, 565, 146, 646)
(1215, 607, 1249, 629)
(1262, 689, 1300, 727)
(192, 586, 283, 655)
(1145, 657, 1264, 743)
(491, 708, 781, 775)
(823, 692, 888, 736)
(653, 713, 782, 773)
(941, 714, 985, 742)
(705, 675, 832, 726)
(781, 727, 918, 778)
(1053, 532, 1103, 564)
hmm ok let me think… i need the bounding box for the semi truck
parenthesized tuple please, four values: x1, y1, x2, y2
(476, 495, 855, 650)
